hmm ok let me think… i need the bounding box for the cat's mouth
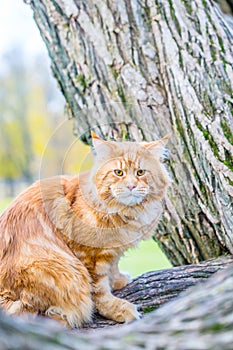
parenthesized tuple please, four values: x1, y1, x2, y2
(111, 188, 148, 206)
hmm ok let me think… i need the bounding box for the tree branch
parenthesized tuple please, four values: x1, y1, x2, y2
(82, 255, 233, 330)
(0, 256, 232, 349)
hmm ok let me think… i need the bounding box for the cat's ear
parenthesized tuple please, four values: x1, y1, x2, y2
(91, 131, 106, 149)
(91, 131, 114, 157)
(143, 134, 171, 158)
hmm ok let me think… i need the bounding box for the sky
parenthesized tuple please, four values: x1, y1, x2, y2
(0, 0, 45, 57)
(0, 0, 65, 110)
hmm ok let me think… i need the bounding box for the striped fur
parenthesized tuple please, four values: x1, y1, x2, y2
(0, 134, 170, 327)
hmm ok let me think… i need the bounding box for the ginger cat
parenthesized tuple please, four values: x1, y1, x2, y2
(0, 132, 170, 327)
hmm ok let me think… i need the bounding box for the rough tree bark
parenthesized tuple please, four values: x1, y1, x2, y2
(83, 255, 233, 330)
(28, 0, 233, 266)
(1, 256, 233, 349)
(215, 0, 233, 18)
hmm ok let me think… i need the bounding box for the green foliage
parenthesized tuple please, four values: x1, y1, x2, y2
(119, 239, 171, 277)
(0, 49, 70, 186)
(0, 54, 32, 180)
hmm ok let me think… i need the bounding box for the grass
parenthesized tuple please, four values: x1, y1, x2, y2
(119, 239, 171, 277)
(0, 199, 171, 276)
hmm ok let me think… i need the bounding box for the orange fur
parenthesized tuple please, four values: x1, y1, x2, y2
(0, 134, 170, 327)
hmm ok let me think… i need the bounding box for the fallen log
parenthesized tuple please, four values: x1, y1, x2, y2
(0, 255, 233, 350)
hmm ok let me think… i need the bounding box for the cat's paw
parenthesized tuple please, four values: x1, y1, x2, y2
(113, 300, 141, 323)
(95, 297, 140, 323)
(111, 272, 132, 291)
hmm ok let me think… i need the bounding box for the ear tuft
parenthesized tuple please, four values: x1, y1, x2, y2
(91, 131, 106, 149)
(91, 130, 114, 157)
(143, 133, 171, 159)
(91, 130, 100, 139)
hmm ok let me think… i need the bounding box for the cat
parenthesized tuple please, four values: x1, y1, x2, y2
(0, 131, 170, 327)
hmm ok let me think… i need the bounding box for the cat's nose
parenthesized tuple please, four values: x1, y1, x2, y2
(127, 184, 136, 191)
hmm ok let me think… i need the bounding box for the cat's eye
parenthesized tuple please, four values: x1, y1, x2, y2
(114, 169, 124, 176)
(136, 169, 146, 176)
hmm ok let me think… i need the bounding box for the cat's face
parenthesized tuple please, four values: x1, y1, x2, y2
(91, 133, 170, 208)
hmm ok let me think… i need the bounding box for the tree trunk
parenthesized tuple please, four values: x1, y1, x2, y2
(0, 256, 233, 349)
(215, 0, 233, 17)
(28, 0, 233, 266)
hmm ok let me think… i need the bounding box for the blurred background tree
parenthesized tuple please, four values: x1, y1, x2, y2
(0, 3, 92, 199)
(0, 48, 33, 195)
